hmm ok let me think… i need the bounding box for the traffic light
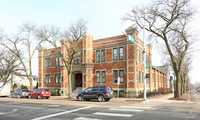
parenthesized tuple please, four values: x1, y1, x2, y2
(146, 74, 150, 78)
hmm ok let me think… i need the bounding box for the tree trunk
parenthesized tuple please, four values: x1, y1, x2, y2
(68, 64, 73, 98)
(175, 71, 181, 98)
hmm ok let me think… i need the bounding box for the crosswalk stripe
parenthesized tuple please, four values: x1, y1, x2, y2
(31, 106, 92, 120)
(109, 108, 144, 112)
(93, 112, 133, 117)
(120, 106, 151, 109)
(74, 117, 101, 120)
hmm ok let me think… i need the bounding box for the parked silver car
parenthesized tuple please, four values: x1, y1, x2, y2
(11, 89, 29, 98)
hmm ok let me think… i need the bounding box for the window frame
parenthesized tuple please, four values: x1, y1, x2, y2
(138, 71, 141, 84)
(119, 70, 124, 83)
(45, 73, 51, 84)
(119, 47, 124, 60)
(113, 70, 118, 83)
(96, 50, 100, 63)
(96, 71, 100, 83)
(113, 48, 118, 61)
(101, 49, 106, 62)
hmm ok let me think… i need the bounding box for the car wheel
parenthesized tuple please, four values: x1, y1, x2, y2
(28, 95, 31, 99)
(78, 95, 83, 101)
(46, 97, 49, 99)
(37, 95, 41, 99)
(105, 98, 110, 102)
(98, 95, 104, 102)
(17, 95, 21, 99)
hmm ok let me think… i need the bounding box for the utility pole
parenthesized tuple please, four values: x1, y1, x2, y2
(142, 24, 146, 101)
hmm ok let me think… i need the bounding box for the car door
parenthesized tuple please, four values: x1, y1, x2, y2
(82, 87, 92, 99)
(32, 89, 37, 98)
(13, 90, 18, 97)
(91, 87, 99, 98)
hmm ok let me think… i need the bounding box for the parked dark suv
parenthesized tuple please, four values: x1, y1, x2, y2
(76, 86, 114, 102)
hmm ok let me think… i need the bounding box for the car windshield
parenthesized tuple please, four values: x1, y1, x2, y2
(43, 89, 49, 92)
(22, 90, 28, 92)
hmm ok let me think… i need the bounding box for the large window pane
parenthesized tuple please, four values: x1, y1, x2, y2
(113, 48, 118, 61)
(119, 70, 124, 83)
(138, 71, 141, 84)
(55, 74, 58, 84)
(96, 71, 100, 83)
(101, 71, 106, 83)
(96, 50, 100, 63)
(113, 70, 118, 83)
(119, 47, 124, 60)
(101, 50, 105, 62)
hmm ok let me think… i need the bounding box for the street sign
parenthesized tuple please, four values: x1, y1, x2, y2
(146, 61, 151, 64)
(146, 66, 151, 68)
(128, 35, 135, 43)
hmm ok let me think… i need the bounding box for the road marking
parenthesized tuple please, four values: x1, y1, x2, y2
(0, 104, 44, 110)
(0, 109, 18, 115)
(93, 112, 133, 117)
(74, 117, 101, 120)
(120, 106, 151, 109)
(129, 104, 158, 107)
(31, 106, 92, 120)
(109, 108, 144, 112)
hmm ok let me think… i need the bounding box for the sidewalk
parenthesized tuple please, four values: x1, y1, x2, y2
(49, 93, 187, 103)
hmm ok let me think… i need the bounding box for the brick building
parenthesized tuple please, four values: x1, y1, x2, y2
(38, 27, 170, 97)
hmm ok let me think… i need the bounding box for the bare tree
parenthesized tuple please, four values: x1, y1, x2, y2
(0, 23, 44, 91)
(0, 49, 23, 90)
(124, 0, 195, 98)
(36, 20, 87, 98)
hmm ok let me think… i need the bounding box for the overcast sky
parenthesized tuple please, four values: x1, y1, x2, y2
(0, 0, 200, 83)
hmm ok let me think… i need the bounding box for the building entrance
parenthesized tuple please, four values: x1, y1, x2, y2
(75, 73, 82, 87)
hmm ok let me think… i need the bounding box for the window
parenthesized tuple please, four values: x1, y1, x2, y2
(55, 57, 61, 67)
(96, 71, 106, 84)
(119, 70, 124, 83)
(101, 71, 106, 83)
(45, 58, 51, 68)
(45, 74, 51, 84)
(96, 50, 100, 63)
(138, 71, 141, 84)
(113, 70, 124, 83)
(74, 57, 81, 65)
(96, 71, 100, 83)
(55, 73, 61, 84)
(84, 50, 86, 57)
(138, 49, 141, 62)
(55, 74, 58, 83)
(113, 70, 118, 83)
(101, 50, 105, 62)
(84, 75, 86, 83)
(113, 48, 118, 61)
(119, 47, 124, 60)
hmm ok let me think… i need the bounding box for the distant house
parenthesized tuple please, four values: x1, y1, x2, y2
(12, 73, 38, 90)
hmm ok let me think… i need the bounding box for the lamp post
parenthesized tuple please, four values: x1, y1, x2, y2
(132, 10, 146, 101)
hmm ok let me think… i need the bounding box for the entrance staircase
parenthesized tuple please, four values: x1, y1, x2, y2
(72, 87, 84, 97)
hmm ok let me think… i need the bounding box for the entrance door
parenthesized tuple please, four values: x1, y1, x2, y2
(75, 73, 82, 87)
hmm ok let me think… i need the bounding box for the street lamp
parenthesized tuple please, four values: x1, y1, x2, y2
(132, 10, 147, 101)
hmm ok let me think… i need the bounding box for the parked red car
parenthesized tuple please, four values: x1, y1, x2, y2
(28, 88, 51, 99)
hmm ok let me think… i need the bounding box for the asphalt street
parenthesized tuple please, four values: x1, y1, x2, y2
(0, 92, 200, 120)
